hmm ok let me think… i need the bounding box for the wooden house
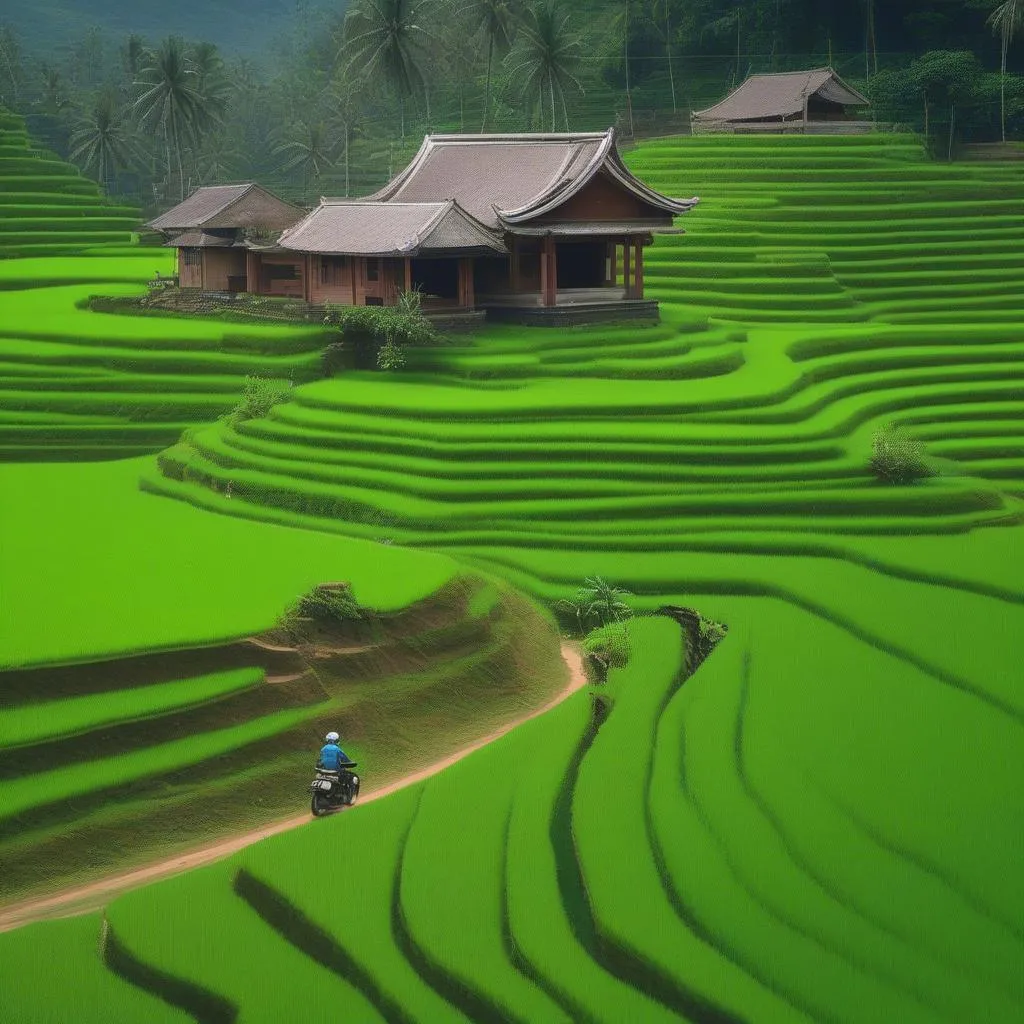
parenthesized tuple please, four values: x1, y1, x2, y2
(151, 130, 696, 323)
(692, 68, 871, 134)
(146, 184, 304, 292)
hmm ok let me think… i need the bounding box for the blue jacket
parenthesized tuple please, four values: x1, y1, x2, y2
(318, 742, 351, 770)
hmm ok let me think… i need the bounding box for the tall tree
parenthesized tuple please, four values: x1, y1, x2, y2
(134, 37, 214, 200)
(273, 119, 337, 200)
(461, 0, 522, 131)
(0, 23, 22, 107)
(69, 91, 138, 191)
(504, 1, 583, 131)
(326, 70, 368, 196)
(340, 0, 438, 140)
(987, 0, 1023, 142)
(120, 33, 146, 87)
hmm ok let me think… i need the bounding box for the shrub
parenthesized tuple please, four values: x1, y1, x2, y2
(277, 583, 370, 641)
(583, 621, 631, 681)
(226, 375, 292, 426)
(322, 295, 437, 372)
(377, 338, 407, 371)
(556, 576, 634, 636)
(869, 425, 933, 485)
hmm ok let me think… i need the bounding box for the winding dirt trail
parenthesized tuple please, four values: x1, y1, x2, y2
(0, 643, 587, 934)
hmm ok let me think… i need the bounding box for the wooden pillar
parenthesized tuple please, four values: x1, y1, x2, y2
(304, 254, 312, 302)
(458, 258, 475, 309)
(540, 238, 549, 306)
(350, 256, 358, 305)
(622, 237, 632, 298)
(510, 237, 520, 293)
(542, 234, 557, 307)
(633, 241, 643, 299)
(404, 257, 412, 293)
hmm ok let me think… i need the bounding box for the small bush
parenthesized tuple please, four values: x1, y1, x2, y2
(377, 339, 407, 371)
(556, 576, 633, 636)
(323, 295, 437, 372)
(869, 425, 932, 485)
(277, 584, 370, 641)
(226, 375, 292, 425)
(583, 621, 631, 681)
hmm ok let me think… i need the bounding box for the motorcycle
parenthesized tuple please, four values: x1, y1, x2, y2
(310, 761, 360, 816)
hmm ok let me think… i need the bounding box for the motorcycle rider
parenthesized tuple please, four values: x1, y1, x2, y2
(318, 731, 351, 771)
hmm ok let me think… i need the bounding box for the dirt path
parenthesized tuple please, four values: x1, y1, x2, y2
(0, 643, 587, 934)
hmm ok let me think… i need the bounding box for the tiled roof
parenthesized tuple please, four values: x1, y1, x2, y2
(278, 200, 507, 256)
(693, 68, 869, 122)
(368, 129, 695, 228)
(147, 184, 304, 232)
(163, 230, 237, 247)
(148, 184, 254, 231)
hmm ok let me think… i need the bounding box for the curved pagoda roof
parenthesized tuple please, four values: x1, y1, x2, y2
(278, 199, 506, 257)
(693, 67, 869, 123)
(366, 128, 696, 229)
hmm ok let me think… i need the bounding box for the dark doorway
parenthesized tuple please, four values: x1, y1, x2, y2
(555, 241, 605, 289)
(411, 258, 459, 304)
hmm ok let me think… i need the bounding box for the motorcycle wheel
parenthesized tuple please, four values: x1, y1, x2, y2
(346, 775, 360, 806)
(311, 792, 331, 817)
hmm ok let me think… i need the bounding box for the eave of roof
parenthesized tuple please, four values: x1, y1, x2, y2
(509, 221, 684, 237)
(163, 230, 238, 248)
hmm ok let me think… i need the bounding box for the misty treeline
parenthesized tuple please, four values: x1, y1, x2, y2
(0, 0, 1020, 209)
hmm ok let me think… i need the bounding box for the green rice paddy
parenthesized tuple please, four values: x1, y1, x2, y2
(0, 127, 1021, 1021)
(0, 109, 139, 257)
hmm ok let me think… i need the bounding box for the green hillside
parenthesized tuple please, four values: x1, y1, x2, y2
(0, 108, 140, 258)
(0, 131, 1021, 1021)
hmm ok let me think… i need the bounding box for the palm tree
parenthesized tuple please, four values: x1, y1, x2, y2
(460, 0, 522, 131)
(69, 91, 139, 192)
(133, 37, 215, 200)
(326, 71, 367, 196)
(339, 0, 438, 140)
(504, 1, 583, 132)
(578, 575, 633, 627)
(120, 33, 146, 86)
(273, 120, 337, 201)
(0, 24, 22, 106)
(988, 0, 1023, 143)
(190, 41, 231, 127)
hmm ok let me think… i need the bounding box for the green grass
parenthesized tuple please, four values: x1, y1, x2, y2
(0, 667, 263, 747)
(106, 861, 385, 1022)
(0, 458, 456, 668)
(0, 912, 189, 1023)
(0, 111, 139, 257)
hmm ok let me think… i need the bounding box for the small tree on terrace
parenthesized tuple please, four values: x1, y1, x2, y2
(557, 575, 633, 635)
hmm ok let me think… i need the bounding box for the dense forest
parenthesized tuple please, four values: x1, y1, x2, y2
(0, 0, 1020, 210)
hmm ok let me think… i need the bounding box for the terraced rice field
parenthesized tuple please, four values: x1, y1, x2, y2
(0, 109, 139, 257)
(0, 132, 1022, 1021)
